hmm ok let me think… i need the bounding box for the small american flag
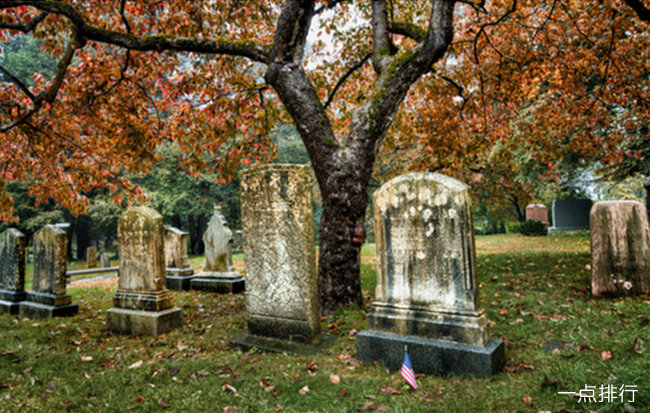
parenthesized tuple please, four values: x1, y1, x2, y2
(400, 347, 418, 390)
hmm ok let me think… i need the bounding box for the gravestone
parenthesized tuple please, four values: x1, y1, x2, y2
(356, 173, 505, 376)
(231, 164, 322, 353)
(164, 226, 194, 291)
(645, 180, 650, 217)
(106, 206, 183, 336)
(550, 199, 592, 231)
(20, 225, 78, 319)
(100, 253, 111, 268)
(525, 204, 550, 227)
(0, 229, 26, 314)
(590, 201, 650, 297)
(232, 230, 243, 254)
(86, 246, 97, 268)
(190, 205, 243, 293)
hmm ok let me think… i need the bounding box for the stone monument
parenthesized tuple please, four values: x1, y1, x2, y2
(164, 226, 195, 291)
(590, 201, 650, 297)
(0, 229, 26, 314)
(86, 246, 97, 268)
(550, 199, 592, 231)
(525, 204, 550, 227)
(356, 173, 505, 376)
(106, 206, 183, 336)
(20, 225, 78, 319)
(100, 252, 111, 268)
(232, 230, 243, 254)
(190, 205, 243, 293)
(231, 164, 322, 353)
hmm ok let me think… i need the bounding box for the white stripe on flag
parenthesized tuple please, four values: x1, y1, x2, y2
(400, 350, 418, 389)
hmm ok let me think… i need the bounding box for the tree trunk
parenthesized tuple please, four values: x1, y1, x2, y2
(171, 214, 182, 230)
(75, 215, 91, 261)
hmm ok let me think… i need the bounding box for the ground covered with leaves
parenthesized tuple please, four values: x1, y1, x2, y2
(0, 234, 648, 412)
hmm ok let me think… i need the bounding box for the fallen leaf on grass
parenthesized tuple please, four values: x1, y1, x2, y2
(632, 338, 645, 355)
(522, 394, 533, 406)
(338, 390, 347, 397)
(158, 399, 171, 408)
(222, 384, 237, 394)
(223, 406, 237, 413)
(128, 360, 143, 369)
(379, 387, 402, 395)
(329, 373, 340, 384)
(80, 355, 93, 362)
(600, 350, 612, 361)
(358, 401, 390, 411)
(299, 385, 310, 395)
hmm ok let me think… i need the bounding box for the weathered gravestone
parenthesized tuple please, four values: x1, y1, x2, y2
(525, 204, 550, 227)
(20, 225, 78, 319)
(190, 205, 243, 293)
(550, 199, 592, 231)
(356, 173, 505, 376)
(0, 229, 26, 314)
(232, 230, 243, 254)
(231, 164, 322, 353)
(590, 201, 650, 297)
(100, 253, 111, 268)
(106, 207, 183, 336)
(164, 226, 195, 291)
(86, 246, 97, 268)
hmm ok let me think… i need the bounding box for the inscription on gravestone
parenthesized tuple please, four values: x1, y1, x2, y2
(231, 164, 322, 353)
(0, 229, 26, 314)
(20, 225, 78, 319)
(106, 206, 183, 336)
(356, 173, 504, 376)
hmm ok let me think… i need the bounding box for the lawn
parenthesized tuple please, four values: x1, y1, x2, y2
(1, 234, 648, 412)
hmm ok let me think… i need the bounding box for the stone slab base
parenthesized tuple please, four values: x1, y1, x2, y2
(166, 267, 194, 277)
(106, 307, 183, 336)
(356, 330, 505, 377)
(230, 332, 333, 355)
(190, 277, 245, 293)
(19, 301, 79, 319)
(0, 300, 21, 315)
(166, 275, 195, 291)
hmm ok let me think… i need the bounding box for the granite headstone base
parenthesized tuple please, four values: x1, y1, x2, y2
(230, 332, 332, 355)
(106, 307, 183, 336)
(19, 292, 78, 319)
(0, 289, 25, 314)
(190, 271, 244, 293)
(165, 267, 195, 291)
(368, 304, 491, 347)
(356, 330, 505, 377)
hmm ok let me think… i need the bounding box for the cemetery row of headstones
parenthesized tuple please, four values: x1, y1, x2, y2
(1, 165, 647, 377)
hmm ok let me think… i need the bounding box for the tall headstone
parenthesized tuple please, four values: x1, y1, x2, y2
(590, 201, 650, 297)
(190, 205, 244, 293)
(0, 229, 26, 314)
(356, 173, 504, 376)
(164, 226, 194, 291)
(20, 225, 78, 319)
(525, 204, 550, 227)
(232, 230, 243, 254)
(231, 164, 322, 353)
(86, 246, 97, 268)
(106, 206, 183, 336)
(100, 253, 111, 268)
(645, 180, 650, 218)
(550, 199, 592, 231)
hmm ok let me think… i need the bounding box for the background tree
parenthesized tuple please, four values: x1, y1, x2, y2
(0, 1, 647, 312)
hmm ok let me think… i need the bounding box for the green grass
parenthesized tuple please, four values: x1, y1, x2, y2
(1, 234, 648, 412)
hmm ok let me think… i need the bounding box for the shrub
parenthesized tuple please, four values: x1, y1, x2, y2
(517, 219, 548, 236)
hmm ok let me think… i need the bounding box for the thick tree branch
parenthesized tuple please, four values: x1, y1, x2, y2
(0, 10, 47, 32)
(371, 0, 395, 74)
(0, 1, 270, 63)
(0, 63, 36, 100)
(324, 53, 372, 109)
(314, 0, 348, 14)
(623, 0, 650, 22)
(389, 21, 426, 42)
(271, 0, 314, 64)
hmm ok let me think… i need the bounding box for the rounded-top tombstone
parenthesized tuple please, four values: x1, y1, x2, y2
(107, 206, 182, 335)
(0, 228, 26, 314)
(357, 172, 504, 376)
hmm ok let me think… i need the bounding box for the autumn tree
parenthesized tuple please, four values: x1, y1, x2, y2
(0, 0, 647, 312)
